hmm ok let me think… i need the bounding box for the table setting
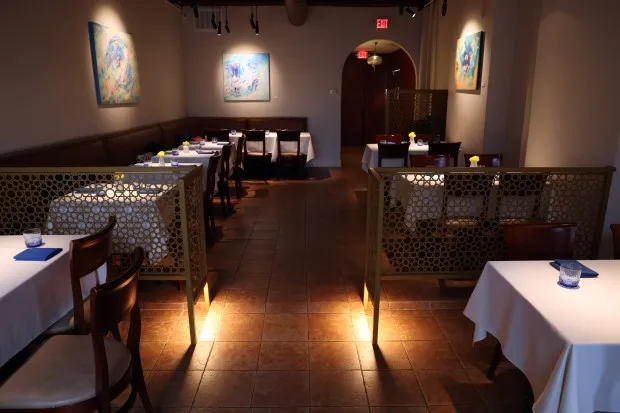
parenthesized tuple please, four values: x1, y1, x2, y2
(228, 131, 315, 163)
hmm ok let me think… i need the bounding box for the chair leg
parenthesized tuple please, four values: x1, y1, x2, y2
(219, 183, 227, 217)
(487, 341, 504, 379)
(225, 185, 232, 211)
(133, 362, 155, 413)
(235, 177, 242, 199)
(209, 201, 216, 232)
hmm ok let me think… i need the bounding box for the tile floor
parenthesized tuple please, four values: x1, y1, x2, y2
(126, 149, 534, 413)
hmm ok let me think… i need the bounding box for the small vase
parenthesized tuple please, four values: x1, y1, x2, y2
(183, 145, 189, 153)
(470, 161, 478, 167)
(158, 157, 165, 166)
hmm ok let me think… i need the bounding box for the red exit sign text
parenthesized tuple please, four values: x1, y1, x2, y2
(357, 50, 368, 59)
(376, 18, 389, 29)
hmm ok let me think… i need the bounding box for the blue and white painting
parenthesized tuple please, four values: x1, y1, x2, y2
(223, 53, 270, 101)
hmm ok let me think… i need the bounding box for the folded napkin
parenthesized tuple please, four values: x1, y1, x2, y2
(138, 187, 161, 195)
(164, 150, 173, 155)
(14, 248, 63, 261)
(196, 150, 216, 155)
(549, 259, 599, 278)
(75, 186, 104, 194)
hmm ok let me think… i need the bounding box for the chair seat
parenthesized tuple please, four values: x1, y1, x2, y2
(44, 297, 91, 335)
(246, 152, 270, 157)
(280, 152, 300, 157)
(0, 335, 131, 409)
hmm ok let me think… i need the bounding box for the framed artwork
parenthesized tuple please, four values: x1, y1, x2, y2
(88, 21, 141, 105)
(454, 31, 484, 91)
(223, 53, 270, 101)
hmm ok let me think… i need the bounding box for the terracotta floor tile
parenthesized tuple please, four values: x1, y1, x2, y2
(435, 318, 475, 342)
(370, 408, 429, 413)
(308, 287, 349, 303)
(308, 314, 354, 341)
(254, 222, 280, 231)
(194, 371, 256, 407)
(312, 408, 370, 413)
(140, 341, 166, 370)
(428, 407, 488, 413)
(416, 369, 482, 406)
(141, 309, 184, 323)
(133, 408, 191, 413)
(251, 230, 280, 240)
(251, 408, 309, 412)
(307, 301, 351, 314)
(191, 408, 250, 413)
(352, 316, 402, 342)
(363, 370, 426, 406)
(228, 273, 272, 290)
(262, 314, 309, 341)
(207, 341, 261, 370)
(258, 342, 309, 370)
(169, 320, 194, 342)
(465, 368, 533, 406)
(238, 258, 273, 274)
(252, 371, 310, 407)
(216, 314, 265, 341)
(356, 342, 412, 370)
(220, 228, 253, 240)
(309, 342, 360, 370)
(266, 302, 309, 314)
(223, 289, 268, 314)
(403, 341, 462, 370)
(450, 342, 501, 371)
(155, 341, 213, 370)
(141, 322, 175, 342)
(310, 370, 367, 407)
(397, 318, 445, 341)
(268, 287, 308, 302)
(146, 370, 203, 407)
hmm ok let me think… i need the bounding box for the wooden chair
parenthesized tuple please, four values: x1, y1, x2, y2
(0, 247, 153, 413)
(233, 136, 245, 199)
(464, 153, 503, 167)
(205, 153, 221, 234)
(45, 216, 117, 335)
(243, 130, 270, 179)
(442, 172, 495, 223)
(276, 130, 303, 179)
(218, 144, 233, 216)
(205, 129, 230, 143)
(496, 172, 548, 221)
(376, 134, 403, 144)
(409, 154, 448, 167)
(611, 224, 620, 259)
(377, 142, 409, 168)
(486, 222, 577, 379)
(428, 142, 462, 166)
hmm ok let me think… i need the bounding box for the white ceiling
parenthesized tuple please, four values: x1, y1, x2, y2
(355, 39, 401, 54)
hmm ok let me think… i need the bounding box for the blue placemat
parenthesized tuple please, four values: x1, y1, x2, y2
(14, 248, 63, 261)
(549, 259, 599, 278)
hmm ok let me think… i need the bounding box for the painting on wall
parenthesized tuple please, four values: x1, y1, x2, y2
(223, 53, 270, 101)
(88, 21, 141, 105)
(454, 31, 484, 91)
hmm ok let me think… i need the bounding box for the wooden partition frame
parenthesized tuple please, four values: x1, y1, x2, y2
(0, 166, 209, 344)
(365, 166, 615, 343)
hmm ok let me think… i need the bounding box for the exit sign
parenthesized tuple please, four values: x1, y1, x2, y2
(357, 50, 368, 59)
(376, 18, 389, 29)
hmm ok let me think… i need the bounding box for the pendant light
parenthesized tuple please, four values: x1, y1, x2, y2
(367, 41, 383, 70)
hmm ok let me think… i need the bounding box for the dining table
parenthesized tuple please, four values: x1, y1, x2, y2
(464, 260, 620, 413)
(229, 131, 315, 163)
(0, 235, 106, 367)
(361, 142, 464, 171)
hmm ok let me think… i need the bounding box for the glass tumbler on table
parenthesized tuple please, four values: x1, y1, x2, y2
(212, 136, 218, 144)
(24, 228, 42, 247)
(558, 263, 582, 288)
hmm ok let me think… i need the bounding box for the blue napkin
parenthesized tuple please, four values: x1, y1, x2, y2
(138, 187, 161, 195)
(196, 150, 216, 155)
(14, 248, 63, 261)
(75, 186, 103, 194)
(549, 259, 599, 278)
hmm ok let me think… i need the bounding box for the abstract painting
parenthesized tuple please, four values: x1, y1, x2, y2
(223, 53, 270, 101)
(88, 22, 141, 105)
(454, 31, 484, 91)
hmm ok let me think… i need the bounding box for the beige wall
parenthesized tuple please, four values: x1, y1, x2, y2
(0, 0, 185, 155)
(183, 6, 422, 167)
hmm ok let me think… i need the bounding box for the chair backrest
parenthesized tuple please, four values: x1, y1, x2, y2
(378, 143, 409, 168)
(206, 153, 221, 197)
(376, 134, 403, 144)
(277, 130, 301, 156)
(442, 172, 495, 219)
(464, 153, 503, 167)
(410, 154, 448, 167)
(428, 142, 462, 166)
(497, 172, 548, 220)
(205, 129, 230, 142)
(611, 224, 620, 259)
(219, 144, 232, 182)
(243, 130, 267, 156)
(90, 247, 143, 395)
(235, 136, 245, 167)
(143, 141, 164, 156)
(503, 223, 576, 260)
(70, 216, 116, 332)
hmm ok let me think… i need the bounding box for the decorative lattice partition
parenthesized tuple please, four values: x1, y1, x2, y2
(364, 166, 615, 343)
(0, 166, 208, 344)
(385, 89, 448, 137)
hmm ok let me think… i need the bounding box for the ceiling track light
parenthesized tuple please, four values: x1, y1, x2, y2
(211, 7, 217, 30)
(217, 20, 222, 36)
(442, 0, 448, 16)
(192, 4, 198, 19)
(225, 6, 230, 33)
(405, 7, 416, 18)
(250, 6, 256, 29)
(255, 6, 260, 35)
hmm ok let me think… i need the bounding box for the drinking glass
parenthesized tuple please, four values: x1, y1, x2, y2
(171, 161, 179, 167)
(136, 154, 144, 164)
(559, 263, 582, 288)
(24, 228, 42, 248)
(212, 136, 218, 144)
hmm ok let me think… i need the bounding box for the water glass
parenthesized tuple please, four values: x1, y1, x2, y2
(171, 160, 179, 167)
(136, 154, 144, 164)
(212, 136, 218, 144)
(559, 263, 582, 288)
(24, 228, 42, 248)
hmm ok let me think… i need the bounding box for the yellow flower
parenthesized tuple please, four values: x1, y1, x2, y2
(408, 131, 416, 139)
(114, 172, 124, 180)
(182, 141, 190, 146)
(157, 151, 165, 157)
(469, 155, 480, 162)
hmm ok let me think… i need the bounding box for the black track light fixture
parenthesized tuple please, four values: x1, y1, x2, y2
(255, 6, 260, 35)
(250, 7, 256, 29)
(211, 8, 217, 30)
(405, 7, 416, 18)
(192, 5, 199, 19)
(225, 6, 230, 33)
(442, 0, 448, 16)
(217, 20, 222, 36)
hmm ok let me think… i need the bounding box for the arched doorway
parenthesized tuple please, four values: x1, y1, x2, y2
(341, 40, 416, 147)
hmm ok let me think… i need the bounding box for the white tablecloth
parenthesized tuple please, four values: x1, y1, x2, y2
(361, 143, 429, 172)
(0, 235, 106, 367)
(464, 260, 620, 413)
(47, 184, 176, 264)
(133, 162, 209, 192)
(229, 132, 314, 164)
